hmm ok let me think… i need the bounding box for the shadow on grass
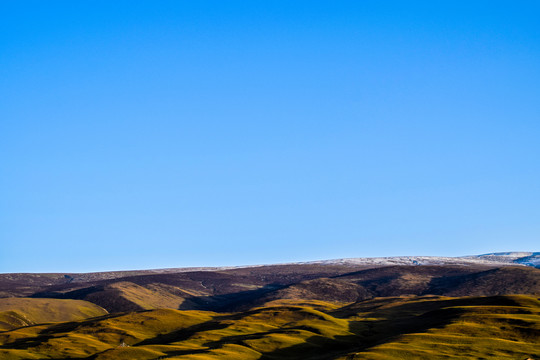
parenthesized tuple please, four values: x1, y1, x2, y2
(140, 297, 471, 359)
(0, 312, 127, 351)
(257, 295, 529, 359)
(257, 299, 467, 359)
(178, 283, 284, 312)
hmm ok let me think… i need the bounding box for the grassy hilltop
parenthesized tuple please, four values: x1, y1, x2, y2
(0, 298, 107, 331)
(0, 295, 538, 359)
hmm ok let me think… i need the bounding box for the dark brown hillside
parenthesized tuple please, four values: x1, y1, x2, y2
(332, 265, 540, 297)
(0, 273, 69, 297)
(427, 266, 540, 296)
(334, 265, 488, 296)
(268, 278, 372, 302)
(227, 278, 373, 311)
(23, 265, 375, 312)
(216, 265, 539, 311)
(3, 263, 538, 313)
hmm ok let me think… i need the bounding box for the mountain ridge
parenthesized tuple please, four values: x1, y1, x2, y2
(0, 252, 537, 315)
(0, 252, 538, 359)
(1, 251, 538, 278)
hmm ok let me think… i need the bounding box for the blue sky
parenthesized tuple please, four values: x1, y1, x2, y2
(1, 1, 539, 273)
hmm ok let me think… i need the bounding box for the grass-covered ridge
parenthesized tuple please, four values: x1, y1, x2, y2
(0, 295, 538, 359)
(0, 298, 108, 331)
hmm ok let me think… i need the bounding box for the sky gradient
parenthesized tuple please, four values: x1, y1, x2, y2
(1, 1, 539, 273)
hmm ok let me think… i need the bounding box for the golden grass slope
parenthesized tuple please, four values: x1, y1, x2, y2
(0, 298, 108, 331)
(0, 295, 538, 359)
(334, 295, 540, 360)
(106, 282, 192, 310)
(65, 281, 203, 313)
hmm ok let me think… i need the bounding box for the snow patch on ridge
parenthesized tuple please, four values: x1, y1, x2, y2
(295, 252, 540, 268)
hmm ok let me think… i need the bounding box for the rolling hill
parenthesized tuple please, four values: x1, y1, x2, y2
(0, 298, 107, 331)
(0, 295, 538, 359)
(0, 252, 538, 359)
(14, 264, 537, 313)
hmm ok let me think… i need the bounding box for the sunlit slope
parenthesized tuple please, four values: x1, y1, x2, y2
(38, 281, 204, 313)
(334, 295, 540, 360)
(0, 295, 538, 359)
(0, 298, 108, 331)
(80, 281, 198, 312)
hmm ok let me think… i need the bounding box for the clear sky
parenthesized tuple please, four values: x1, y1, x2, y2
(1, 1, 539, 273)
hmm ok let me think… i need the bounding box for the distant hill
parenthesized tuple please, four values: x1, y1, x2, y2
(301, 251, 540, 267)
(466, 251, 540, 267)
(0, 253, 536, 314)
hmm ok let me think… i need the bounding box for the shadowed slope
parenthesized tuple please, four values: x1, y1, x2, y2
(335, 265, 540, 297)
(0, 295, 538, 359)
(427, 266, 540, 296)
(21, 264, 539, 315)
